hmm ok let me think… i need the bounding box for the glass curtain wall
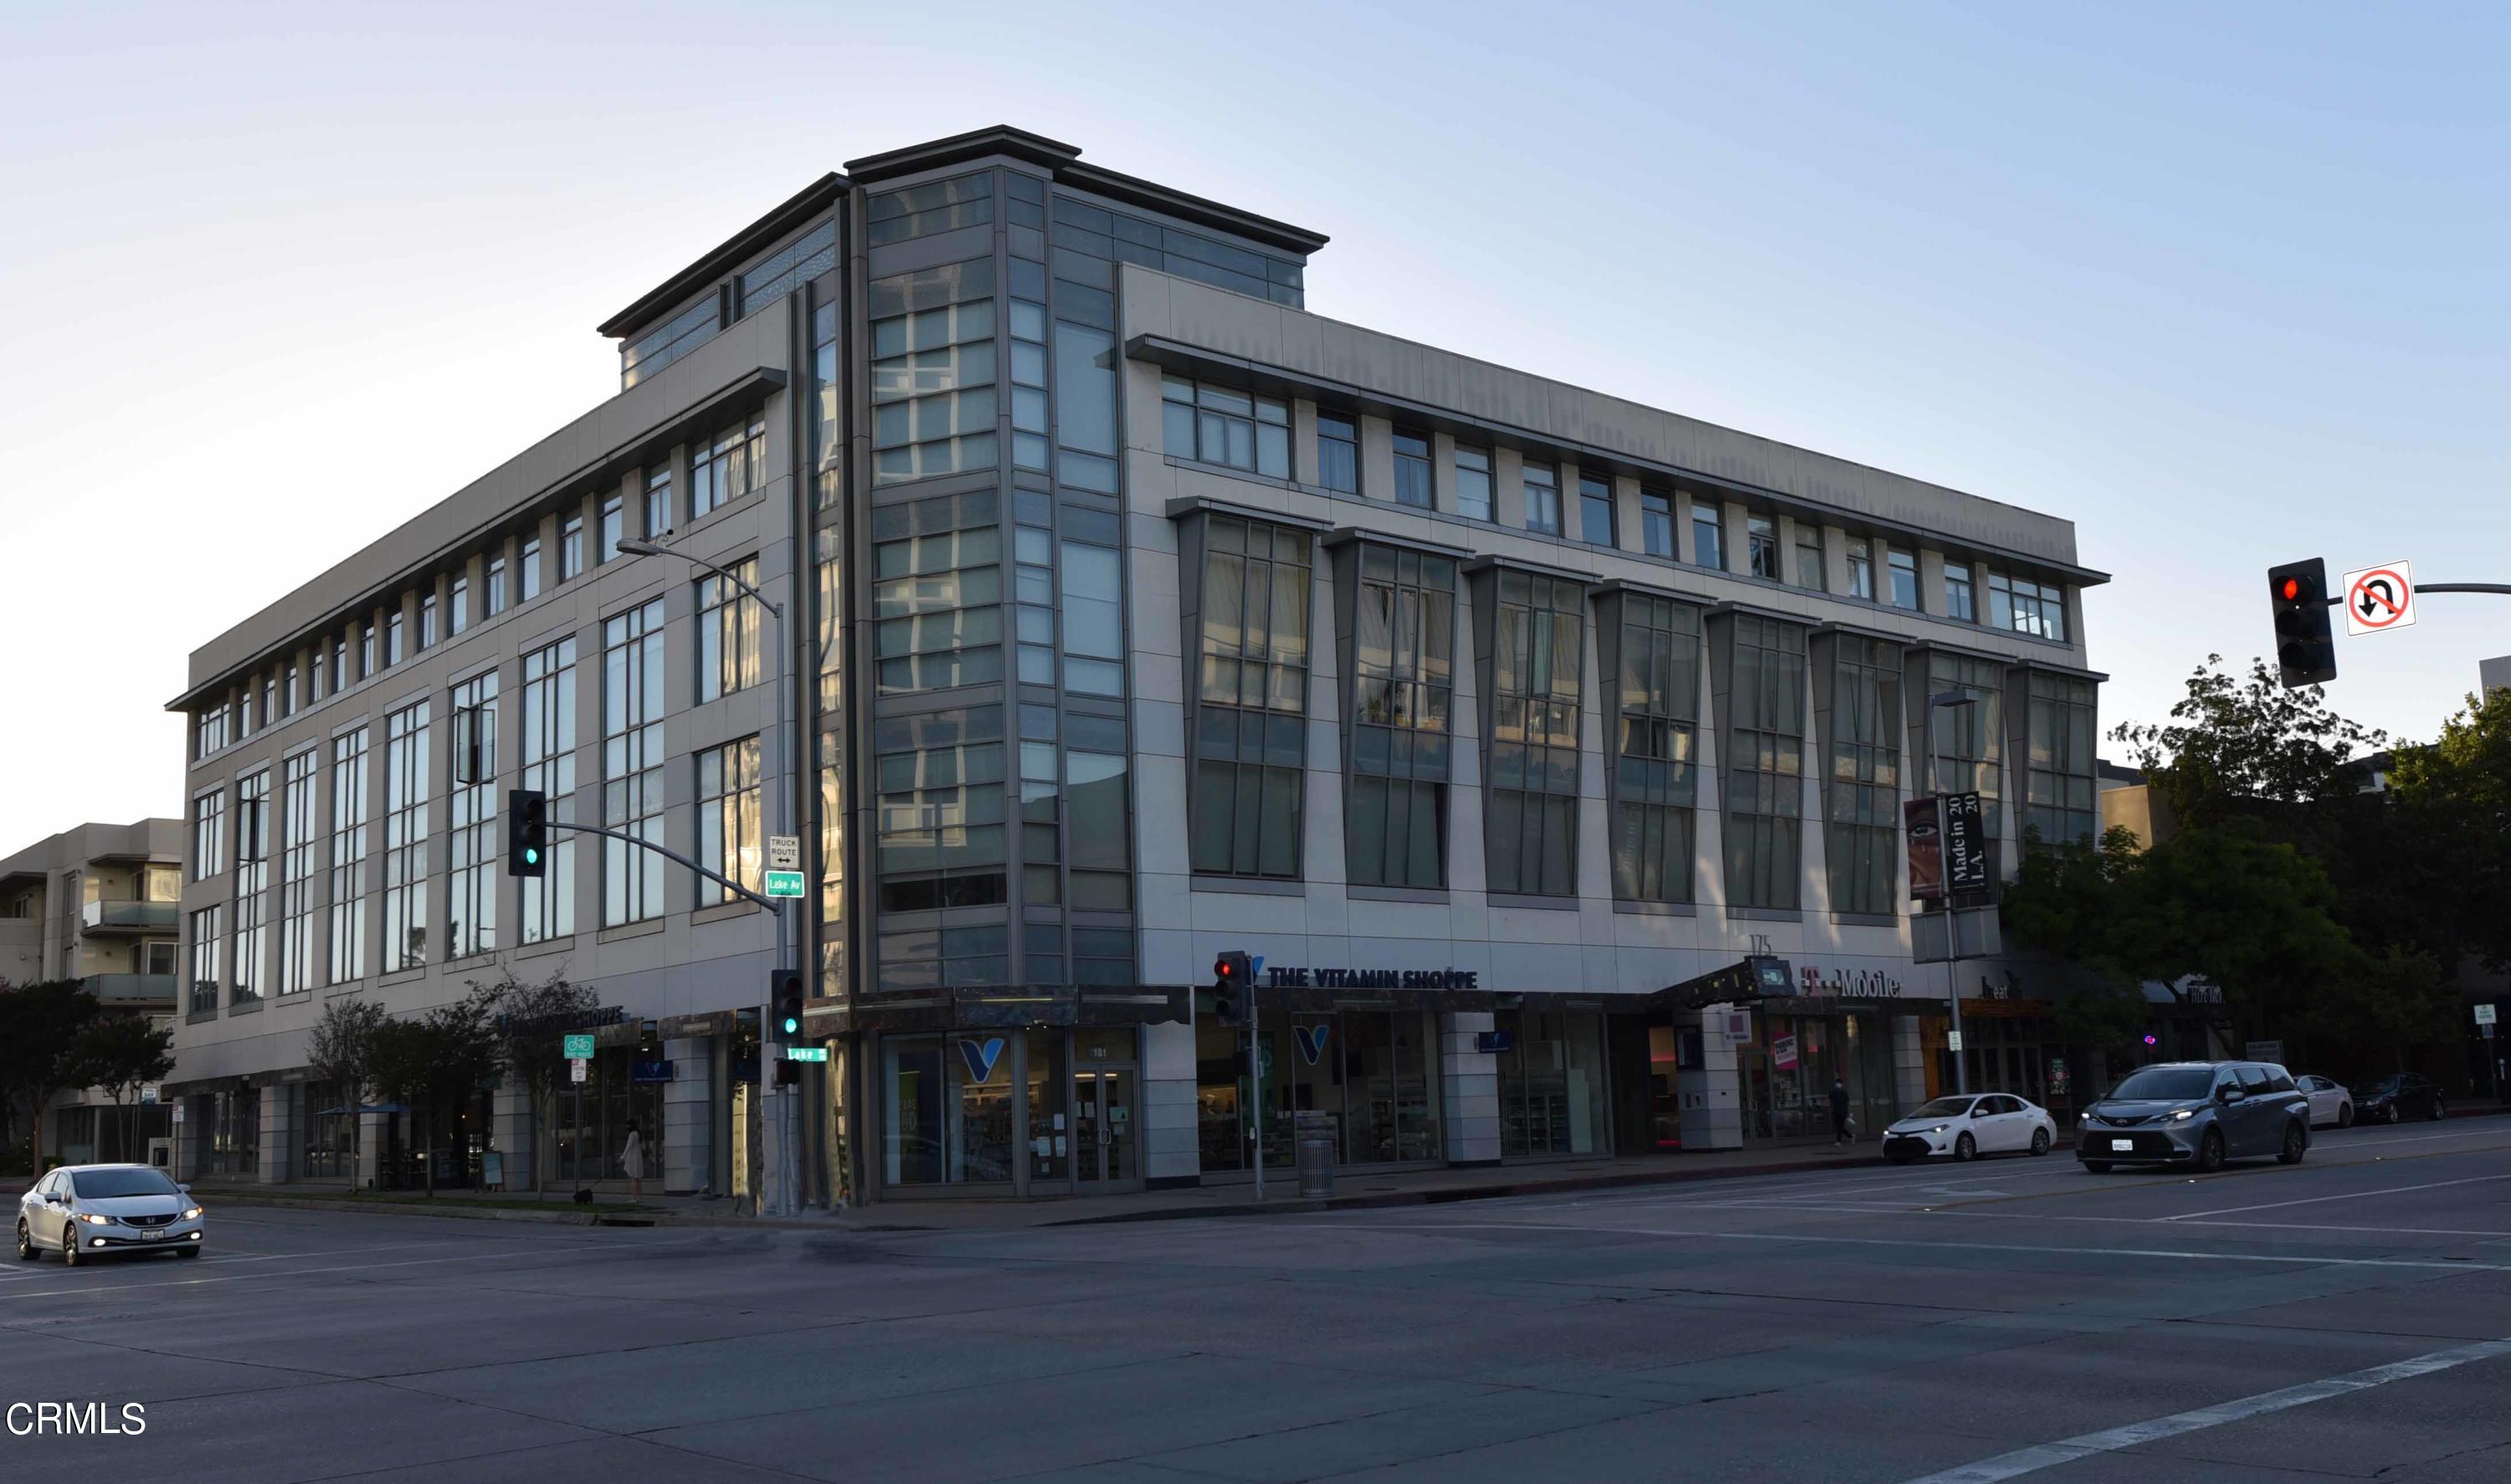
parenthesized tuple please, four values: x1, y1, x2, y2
(1348, 546, 1454, 888)
(1497, 1010, 1608, 1157)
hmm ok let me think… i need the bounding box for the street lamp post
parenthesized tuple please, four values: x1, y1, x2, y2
(619, 537, 797, 1215)
(1927, 688, 1980, 1096)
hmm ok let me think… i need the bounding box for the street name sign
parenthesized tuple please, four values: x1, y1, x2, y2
(785, 1045, 830, 1062)
(2341, 562, 2415, 636)
(764, 869, 807, 898)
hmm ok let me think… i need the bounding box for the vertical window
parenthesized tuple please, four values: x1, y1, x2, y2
(1845, 536, 1875, 599)
(1928, 652, 2005, 851)
(1691, 500, 1724, 571)
(487, 555, 509, 614)
(1945, 565, 1976, 623)
(1065, 714, 1134, 914)
(418, 594, 438, 650)
(1990, 574, 2067, 642)
(1486, 573, 1584, 896)
(385, 614, 404, 667)
(191, 789, 226, 880)
(1888, 549, 1921, 611)
(1453, 446, 1493, 522)
(1348, 546, 1455, 888)
(194, 704, 230, 761)
(1190, 517, 1310, 879)
(1012, 503, 1055, 686)
(1523, 462, 1561, 537)
(697, 737, 763, 906)
(871, 259, 995, 487)
(2026, 674, 2098, 847)
(691, 413, 771, 515)
(278, 750, 316, 994)
(382, 701, 431, 970)
(1060, 511, 1126, 698)
(1612, 596, 1700, 904)
(697, 557, 763, 702)
(188, 906, 223, 1015)
(1826, 637, 1901, 915)
(1640, 490, 1675, 558)
(1162, 376, 1291, 479)
(1392, 429, 1432, 508)
(448, 672, 497, 960)
(1748, 516, 1780, 579)
(449, 578, 469, 635)
(873, 489, 1002, 694)
(643, 465, 672, 538)
(1051, 314, 1121, 495)
(559, 515, 584, 581)
(876, 706, 1009, 915)
(1316, 412, 1359, 494)
(362, 623, 377, 676)
(1008, 294, 1049, 473)
(602, 599, 665, 927)
(283, 665, 300, 717)
(1723, 615, 1805, 911)
(598, 494, 624, 563)
(1578, 474, 1615, 547)
(519, 539, 542, 602)
(259, 677, 275, 733)
(1796, 530, 1826, 591)
(520, 639, 577, 942)
(330, 639, 347, 695)
(231, 770, 270, 1002)
(327, 727, 370, 983)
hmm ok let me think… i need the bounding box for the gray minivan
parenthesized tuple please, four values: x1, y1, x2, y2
(2077, 1061, 2310, 1173)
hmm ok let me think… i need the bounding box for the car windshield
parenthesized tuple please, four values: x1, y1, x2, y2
(2104, 1067, 2215, 1101)
(2356, 1076, 2401, 1093)
(1908, 1097, 1975, 1119)
(69, 1168, 181, 1199)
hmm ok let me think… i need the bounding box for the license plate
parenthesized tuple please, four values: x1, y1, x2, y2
(2111, 1138, 2134, 1151)
(140, 1230, 166, 1241)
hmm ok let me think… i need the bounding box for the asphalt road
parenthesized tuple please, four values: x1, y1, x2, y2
(9, 1119, 2511, 1482)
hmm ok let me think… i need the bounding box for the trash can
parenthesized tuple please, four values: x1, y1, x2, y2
(1294, 1111, 1336, 1199)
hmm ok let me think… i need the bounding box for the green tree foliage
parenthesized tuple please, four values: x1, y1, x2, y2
(2386, 686, 2511, 975)
(476, 965, 595, 1193)
(60, 1013, 175, 1163)
(0, 981, 100, 1166)
(2113, 655, 2385, 833)
(364, 987, 503, 1197)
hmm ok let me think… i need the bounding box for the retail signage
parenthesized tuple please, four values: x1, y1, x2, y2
(1261, 965, 1480, 988)
(1475, 1030, 1515, 1054)
(767, 834, 801, 871)
(562, 1033, 596, 1060)
(784, 1046, 830, 1063)
(630, 1060, 675, 1084)
(1943, 792, 1991, 893)
(1904, 798, 1944, 901)
(764, 869, 807, 899)
(502, 1004, 627, 1036)
(1294, 1024, 1332, 1066)
(958, 1036, 1006, 1083)
(1798, 965, 1908, 1000)
(1771, 1034, 1798, 1071)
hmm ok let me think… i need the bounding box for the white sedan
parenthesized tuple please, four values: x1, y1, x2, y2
(1882, 1093, 2057, 1163)
(2295, 1074, 2354, 1129)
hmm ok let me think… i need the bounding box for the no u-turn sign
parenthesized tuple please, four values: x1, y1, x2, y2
(2341, 562, 2415, 636)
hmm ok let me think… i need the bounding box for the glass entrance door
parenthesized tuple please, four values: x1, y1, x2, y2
(1072, 1067, 1138, 1190)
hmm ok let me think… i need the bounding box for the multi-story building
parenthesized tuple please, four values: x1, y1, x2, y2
(167, 126, 2105, 1206)
(1, 819, 183, 1164)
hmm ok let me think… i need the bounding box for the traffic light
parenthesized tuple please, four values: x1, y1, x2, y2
(771, 968, 806, 1044)
(2267, 559, 2337, 689)
(506, 789, 547, 876)
(773, 1056, 803, 1087)
(1211, 951, 1252, 1026)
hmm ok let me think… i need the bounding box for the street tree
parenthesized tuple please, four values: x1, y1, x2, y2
(477, 964, 596, 1194)
(2113, 655, 2385, 834)
(304, 998, 388, 1172)
(0, 981, 100, 1170)
(364, 988, 504, 1197)
(2385, 685, 2511, 976)
(61, 1013, 175, 1163)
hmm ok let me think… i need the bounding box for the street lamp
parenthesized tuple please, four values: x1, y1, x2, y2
(1927, 689, 1980, 1096)
(617, 537, 798, 1214)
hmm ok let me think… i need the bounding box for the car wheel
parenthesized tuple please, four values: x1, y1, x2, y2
(2431, 1098, 2447, 1122)
(2385, 1103, 2401, 1124)
(1954, 1132, 1976, 1162)
(2195, 1129, 2226, 1173)
(2082, 1160, 2113, 1173)
(2278, 1122, 2308, 1164)
(13, 1220, 33, 1261)
(2030, 1127, 2051, 1157)
(59, 1227, 80, 1267)
(2338, 1103, 2353, 1128)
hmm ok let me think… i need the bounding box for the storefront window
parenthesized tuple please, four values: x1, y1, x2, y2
(1740, 1009, 1898, 1142)
(210, 1089, 259, 1176)
(1025, 1029, 1067, 1180)
(881, 1033, 1015, 1185)
(1497, 1010, 1607, 1157)
(299, 1079, 358, 1178)
(1197, 1009, 1441, 1170)
(548, 1045, 662, 1188)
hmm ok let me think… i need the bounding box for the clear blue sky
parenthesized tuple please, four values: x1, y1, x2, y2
(3, 2, 2503, 844)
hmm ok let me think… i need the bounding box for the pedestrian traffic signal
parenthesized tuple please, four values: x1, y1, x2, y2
(1212, 951, 1252, 1027)
(506, 789, 548, 877)
(771, 968, 806, 1044)
(2267, 558, 2337, 689)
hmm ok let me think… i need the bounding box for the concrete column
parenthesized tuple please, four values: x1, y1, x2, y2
(1918, 547, 1949, 617)
(1440, 1010, 1501, 1164)
(1430, 429, 1459, 516)
(1893, 1014, 1931, 1112)
(663, 1036, 712, 1195)
(1493, 447, 1527, 531)
(1141, 1019, 1198, 1185)
(1677, 1008, 1744, 1150)
(494, 1080, 536, 1193)
(172, 1097, 208, 1180)
(357, 1110, 388, 1190)
(1613, 475, 1645, 557)
(1291, 398, 1321, 485)
(1824, 525, 1856, 597)
(1723, 502, 1754, 579)
(1358, 414, 1396, 503)
(256, 1082, 292, 1184)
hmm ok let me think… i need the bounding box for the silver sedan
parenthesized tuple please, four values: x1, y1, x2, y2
(17, 1163, 206, 1265)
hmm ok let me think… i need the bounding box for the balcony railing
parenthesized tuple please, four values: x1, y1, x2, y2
(85, 973, 178, 1005)
(82, 900, 178, 933)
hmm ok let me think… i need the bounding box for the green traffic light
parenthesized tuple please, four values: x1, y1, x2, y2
(781, 1016, 800, 1035)
(524, 847, 540, 865)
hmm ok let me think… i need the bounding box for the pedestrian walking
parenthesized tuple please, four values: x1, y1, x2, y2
(619, 1127, 644, 1199)
(1830, 1076, 1852, 1147)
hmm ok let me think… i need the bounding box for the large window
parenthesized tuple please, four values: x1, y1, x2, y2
(520, 537, 542, 602)
(1990, 573, 2068, 642)
(447, 672, 498, 960)
(1927, 651, 2005, 857)
(603, 600, 665, 927)
(1348, 546, 1456, 889)
(1826, 636, 1902, 916)
(1946, 565, 1976, 623)
(871, 258, 996, 486)
(2026, 673, 2098, 847)
(1052, 316, 1118, 496)
(1612, 596, 1700, 904)
(1393, 429, 1432, 508)
(1523, 462, 1561, 537)
(867, 171, 992, 246)
(1191, 517, 1310, 879)
(1056, 714, 1134, 916)
(1317, 413, 1358, 494)
(1578, 473, 1615, 547)
(737, 218, 836, 311)
(1797, 529, 1826, 591)
(1060, 510, 1126, 699)
(1487, 571, 1584, 896)
(194, 703, 229, 761)
(875, 706, 1007, 916)
(486, 555, 509, 615)
(1692, 499, 1724, 571)
(1748, 516, 1781, 579)
(191, 788, 225, 881)
(188, 906, 222, 1015)
(1641, 490, 1675, 558)
(1888, 549, 1921, 611)
(598, 495, 623, 563)
(691, 413, 768, 516)
(382, 701, 430, 970)
(642, 465, 672, 538)
(873, 488, 1001, 695)
(1009, 292, 1049, 473)
(559, 516, 583, 582)
(698, 737, 763, 906)
(1162, 377, 1289, 479)
(327, 727, 369, 983)
(1723, 615, 1806, 911)
(520, 638, 577, 943)
(231, 770, 270, 1003)
(1454, 445, 1493, 522)
(278, 750, 317, 994)
(698, 557, 762, 702)
(1845, 537, 1875, 600)
(619, 294, 721, 389)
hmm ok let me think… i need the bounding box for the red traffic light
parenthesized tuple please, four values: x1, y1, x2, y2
(1214, 955, 1237, 980)
(2280, 577, 2300, 602)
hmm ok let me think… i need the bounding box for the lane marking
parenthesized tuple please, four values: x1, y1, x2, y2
(2164, 1173, 2511, 1222)
(1897, 1336, 2511, 1483)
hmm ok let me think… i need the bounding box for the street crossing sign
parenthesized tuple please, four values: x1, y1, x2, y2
(2341, 561, 2415, 636)
(763, 869, 806, 899)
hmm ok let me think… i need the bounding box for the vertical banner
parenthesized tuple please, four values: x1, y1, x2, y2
(1943, 791, 1990, 893)
(1904, 797, 1944, 901)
